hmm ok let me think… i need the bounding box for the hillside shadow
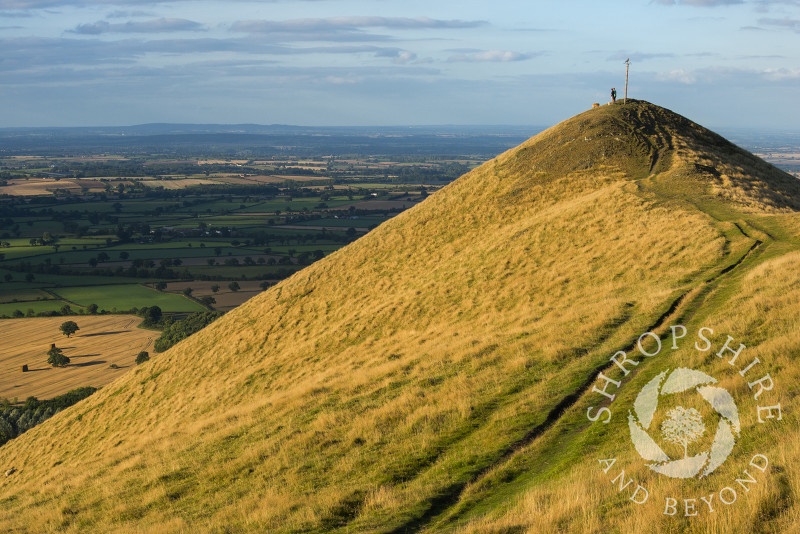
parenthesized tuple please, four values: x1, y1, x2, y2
(81, 331, 129, 337)
(69, 360, 106, 368)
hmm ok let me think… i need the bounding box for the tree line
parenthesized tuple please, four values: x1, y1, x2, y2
(0, 387, 97, 447)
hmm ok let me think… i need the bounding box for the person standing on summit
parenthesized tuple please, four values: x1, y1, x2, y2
(611, 88, 617, 103)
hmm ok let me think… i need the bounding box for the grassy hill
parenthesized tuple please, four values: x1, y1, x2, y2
(0, 100, 798, 533)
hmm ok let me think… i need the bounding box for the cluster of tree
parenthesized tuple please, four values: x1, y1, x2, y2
(47, 344, 69, 367)
(225, 229, 343, 247)
(3, 303, 100, 320)
(0, 387, 97, 447)
(135, 305, 163, 327)
(136, 350, 150, 365)
(153, 311, 223, 352)
(27, 232, 56, 246)
(383, 162, 469, 183)
(4, 260, 193, 281)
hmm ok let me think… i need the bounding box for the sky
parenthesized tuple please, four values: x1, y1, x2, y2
(1, 0, 799, 129)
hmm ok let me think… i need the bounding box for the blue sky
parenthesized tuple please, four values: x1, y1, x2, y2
(1, 0, 799, 129)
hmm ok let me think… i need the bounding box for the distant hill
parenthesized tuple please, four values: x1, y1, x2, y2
(0, 100, 798, 532)
(0, 124, 537, 157)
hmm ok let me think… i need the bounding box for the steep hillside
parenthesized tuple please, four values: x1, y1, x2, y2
(0, 101, 798, 533)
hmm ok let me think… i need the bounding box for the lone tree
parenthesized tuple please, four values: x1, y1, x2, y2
(228, 281, 240, 292)
(135, 351, 150, 365)
(59, 321, 79, 338)
(661, 406, 706, 458)
(47, 344, 70, 367)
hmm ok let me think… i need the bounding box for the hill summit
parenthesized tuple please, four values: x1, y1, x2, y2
(1, 100, 799, 533)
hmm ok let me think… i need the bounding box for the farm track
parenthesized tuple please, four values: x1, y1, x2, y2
(384, 197, 770, 533)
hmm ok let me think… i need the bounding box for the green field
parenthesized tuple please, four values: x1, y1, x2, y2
(0, 268, 162, 288)
(0, 288, 53, 303)
(0, 299, 73, 316)
(291, 216, 390, 227)
(51, 284, 204, 312)
(0, 154, 443, 320)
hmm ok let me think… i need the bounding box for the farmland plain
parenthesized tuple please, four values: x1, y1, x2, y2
(1, 122, 798, 400)
(0, 315, 155, 399)
(0, 127, 519, 400)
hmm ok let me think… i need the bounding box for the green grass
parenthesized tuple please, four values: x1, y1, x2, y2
(187, 265, 302, 278)
(0, 288, 54, 303)
(29, 200, 183, 213)
(0, 268, 164, 289)
(289, 216, 390, 227)
(0, 299, 75, 316)
(51, 284, 205, 312)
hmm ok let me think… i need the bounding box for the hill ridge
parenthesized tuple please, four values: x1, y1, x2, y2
(400, 219, 769, 532)
(0, 100, 798, 533)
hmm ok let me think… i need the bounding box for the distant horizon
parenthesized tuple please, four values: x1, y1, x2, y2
(0, 123, 543, 130)
(1, 119, 798, 136)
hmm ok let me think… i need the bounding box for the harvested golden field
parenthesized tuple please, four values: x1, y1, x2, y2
(3, 179, 79, 196)
(0, 315, 155, 400)
(139, 178, 218, 189)
(197, 159, 250, 165)
(2, 178, 109, 196)
(0, 101, 798, 533)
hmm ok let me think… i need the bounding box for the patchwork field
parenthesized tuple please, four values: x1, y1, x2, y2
(163, 280, 268, 311)
(0, 315, 155, 400)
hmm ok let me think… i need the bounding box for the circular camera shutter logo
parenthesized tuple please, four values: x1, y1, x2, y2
(628, 368, 741, 479)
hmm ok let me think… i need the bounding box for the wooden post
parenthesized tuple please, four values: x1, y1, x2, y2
(624, 58, 630, 104)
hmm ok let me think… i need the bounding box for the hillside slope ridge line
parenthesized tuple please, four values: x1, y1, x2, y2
(386, 211, 766, 533)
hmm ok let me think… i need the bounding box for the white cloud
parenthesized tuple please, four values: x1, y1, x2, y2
(71, 18, 206, 34)
(374, 48, 419, 64)
(230, 16, 486, 34)
(446, 50, 535, 63)
(106, 10, 156, 19)
(762, 67, 800, 80)
(656, 68, 698, 83)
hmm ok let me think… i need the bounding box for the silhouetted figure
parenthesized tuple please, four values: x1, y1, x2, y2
(611, 88, 617, 103)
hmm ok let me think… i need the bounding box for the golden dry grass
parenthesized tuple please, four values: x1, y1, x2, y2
(139, 178, 218, 189)
(0, 101, 797, 533)
(456, 250, 800, 534)
(2, 178, 109, 196)
(0, 315, 155, 400)
(3, 180, 82, 196)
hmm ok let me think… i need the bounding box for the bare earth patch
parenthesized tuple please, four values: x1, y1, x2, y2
(163, 280, 270, 311)
(0, 315, 155, 400)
